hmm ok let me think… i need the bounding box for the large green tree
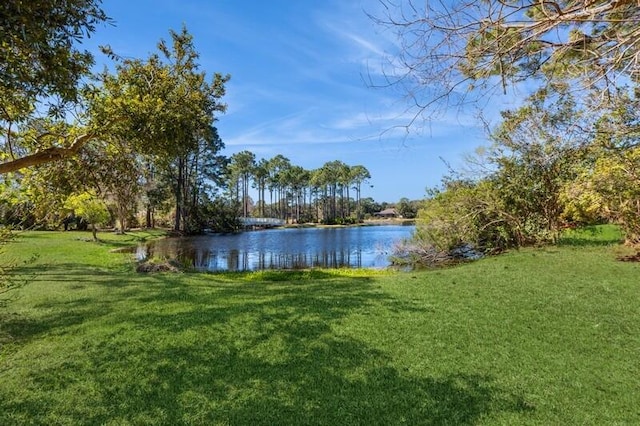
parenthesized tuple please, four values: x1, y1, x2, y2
(265, 155, 292, 220)
(90, 26, 230, 232)
(0, 0, 110, 112)
(252, 158, 269, 217)
(349, 165, 371, 221)
(1, 0, 110, 174)
(412, 90, 588, 262)
(562, 89, 640, 243)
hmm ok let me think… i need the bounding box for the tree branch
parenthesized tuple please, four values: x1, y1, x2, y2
(0, 132, 96, 174)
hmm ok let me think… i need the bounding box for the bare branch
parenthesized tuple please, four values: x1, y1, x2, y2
(370, 0, 640, 124)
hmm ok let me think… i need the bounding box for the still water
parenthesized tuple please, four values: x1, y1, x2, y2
(136, 225, 414, 272)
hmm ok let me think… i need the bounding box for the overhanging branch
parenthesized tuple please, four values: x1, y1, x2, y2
(0, 132, 96, 174)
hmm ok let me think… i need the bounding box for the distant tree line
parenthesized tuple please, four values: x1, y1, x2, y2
(227, 152, 373, 224)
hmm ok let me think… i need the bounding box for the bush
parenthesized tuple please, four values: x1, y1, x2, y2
(417, 180, 516, 254)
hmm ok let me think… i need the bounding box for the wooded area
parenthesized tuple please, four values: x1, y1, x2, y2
(0, 2, 381, 235)
(370, 0, 640, 263)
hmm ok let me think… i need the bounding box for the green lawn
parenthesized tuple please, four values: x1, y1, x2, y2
(1, 227, 639, 425)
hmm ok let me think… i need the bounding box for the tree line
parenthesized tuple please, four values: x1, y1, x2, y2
(227, 152, 372, 224)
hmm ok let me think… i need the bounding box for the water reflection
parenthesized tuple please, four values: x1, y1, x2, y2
(136, 225, 414, 272)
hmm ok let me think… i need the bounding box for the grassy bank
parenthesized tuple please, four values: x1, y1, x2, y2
(0, 227, 639, 424)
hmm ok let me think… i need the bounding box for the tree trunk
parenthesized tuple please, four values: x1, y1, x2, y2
(146, 204, 153, 228)
(174, 156, 184, 232)
(117, 206, 126, 234)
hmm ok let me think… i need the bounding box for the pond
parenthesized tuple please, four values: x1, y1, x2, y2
(135, 224, 415, 272)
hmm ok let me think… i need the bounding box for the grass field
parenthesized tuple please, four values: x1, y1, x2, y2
(0, 226, 639, 425)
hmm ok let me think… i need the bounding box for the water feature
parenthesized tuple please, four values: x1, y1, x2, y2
(135, 224, 415, 272)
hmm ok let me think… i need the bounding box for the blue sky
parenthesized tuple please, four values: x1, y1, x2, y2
(84, 0, 514, 202)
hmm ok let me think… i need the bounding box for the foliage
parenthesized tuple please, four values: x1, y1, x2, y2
(34, 137, 144, 233)
(488, 90, 586, 241)
(81, 139, 143, 234)
(140, 160, 173, 228)
(396, 197, 418, 219)
(238, 155, 373, 225)
(0, 174, 37, 228)
(0, 1, 110, 175)
(0, 226, 14, 294)
(416, 179, 513, 258)
(0, 0, 110, 117)
(64, 191, 110, 241)
(560, 89, 640, 243)
(227, 150, 256, 217)
(90, 26, 229, 232)
(168, 129, 227, 234)
(350, 165, 371, 220)
(412, 91, 585, 264)
(198, 197, 242, 233)
(371, 0, 640, 121)
(565, 147, 640, 244)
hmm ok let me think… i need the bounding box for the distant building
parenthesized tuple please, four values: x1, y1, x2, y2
(374, 208, 399, 218)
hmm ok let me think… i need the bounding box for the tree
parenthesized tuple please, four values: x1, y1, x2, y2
(91, 26, 229, 232)
(92, 139, 142, 234)
(1, 120, 97, 226)
(64, 191, 110, 241)
(416, 178, 513, 258)
(349, 165, 371, 221)
(397, 197, 418, 219)
(0, 123, 99, 175)
(408, 89, 589, 264)
(281, 165, 309, 223)
(318, 161, 346, 223)
(562, 89, 640, 243)
(266, 155, 291, 219)
(168, 127, 227, 233)
(0, 1, 110, 113)
(1, 1, 110, 174)
(312, 163, 334, 223)
(335, 161, 352, 219)
(371, 0, 640, 123)
(252, 159, 269, 217)
(359, 197, 381, 218)
(487, 90, 587, 240)
(228, 151, 256, 217)
(140, 159, 172, 228)
(562, 148, 640, 242)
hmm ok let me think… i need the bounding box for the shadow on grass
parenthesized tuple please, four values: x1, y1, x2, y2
(97, 231, 166, 250)
(1, 270, 531, 424)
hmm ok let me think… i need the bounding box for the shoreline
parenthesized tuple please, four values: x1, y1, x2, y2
(282, 218, 416, 229)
